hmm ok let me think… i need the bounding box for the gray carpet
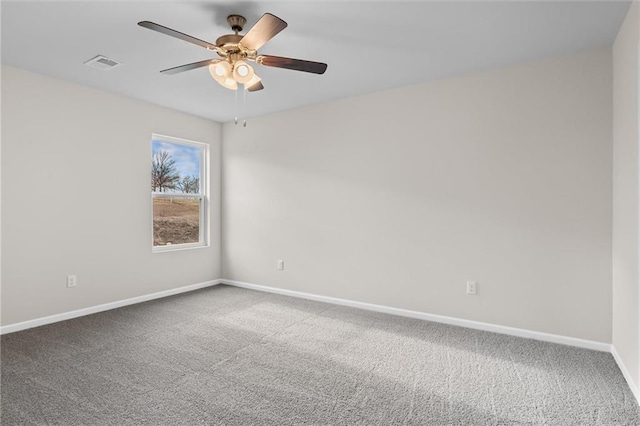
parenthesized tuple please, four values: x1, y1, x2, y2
(1, 285, 638, 425)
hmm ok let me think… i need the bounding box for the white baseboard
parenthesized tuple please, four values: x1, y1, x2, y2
(612, 345, 640, 406)
(222, 279, 611, 353)
(0, 276, 614, 354)
(0, 279, 222, 335)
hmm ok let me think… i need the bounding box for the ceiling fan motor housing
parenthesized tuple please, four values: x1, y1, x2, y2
(215, 34, 242, 48)
(215, 15, 255, 59)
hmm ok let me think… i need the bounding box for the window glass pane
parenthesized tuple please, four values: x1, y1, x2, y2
(153, 197, 201, 246)
(152, 140, 202, 194)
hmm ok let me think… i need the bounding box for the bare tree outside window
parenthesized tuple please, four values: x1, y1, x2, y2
(176, 175, 200, 194)
(152, 150, 180, 192)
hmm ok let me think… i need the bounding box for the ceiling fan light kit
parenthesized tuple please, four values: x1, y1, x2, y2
(232, 60, 255, 83)
(223, 78, 238, 91)
(209, 61, 231, 80)
(138, 12, 328, 93)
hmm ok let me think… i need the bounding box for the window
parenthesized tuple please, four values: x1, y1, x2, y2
(151, 134, 208, 251)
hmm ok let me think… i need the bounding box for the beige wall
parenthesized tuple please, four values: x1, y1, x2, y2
(613, 1, 640, 390)
(222, 48, 613, 343)
(1, 66, 221, 326)
(0, 46, 620, 348)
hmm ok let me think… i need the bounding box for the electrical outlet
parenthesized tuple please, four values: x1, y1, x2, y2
(67, 275, 77, 288)
(277, 260, 284, 270)
(466, 281, 477, 295)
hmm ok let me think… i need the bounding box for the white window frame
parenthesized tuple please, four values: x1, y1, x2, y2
(151, 133, 209, 253)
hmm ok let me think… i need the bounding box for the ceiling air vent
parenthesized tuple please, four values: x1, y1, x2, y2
(84, 55, 122, 71)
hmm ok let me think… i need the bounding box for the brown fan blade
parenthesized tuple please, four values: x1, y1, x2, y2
(246, 80, 264, 92)
(239, 13, 287, 51)
(160, 59, 220, 75)
(257, 55, 327, 74)
(138, 21, 218, 51)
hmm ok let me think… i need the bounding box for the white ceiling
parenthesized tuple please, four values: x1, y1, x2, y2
(1, 1, 631, 123)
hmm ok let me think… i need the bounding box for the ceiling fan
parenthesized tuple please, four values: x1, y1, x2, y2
(138, 13, 328, 92)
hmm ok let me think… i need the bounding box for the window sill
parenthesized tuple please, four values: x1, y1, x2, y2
(152, 243, 209, 253)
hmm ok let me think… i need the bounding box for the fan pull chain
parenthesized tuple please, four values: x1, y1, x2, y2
(234, 89, 239, 125)
(243, 86, 247, 127)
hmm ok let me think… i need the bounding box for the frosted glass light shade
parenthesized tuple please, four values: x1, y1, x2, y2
(209, 61, 231, 81)
(245, 74, 262, 90)
(232, 61, 255, 84)
(221, 78, 238, 90)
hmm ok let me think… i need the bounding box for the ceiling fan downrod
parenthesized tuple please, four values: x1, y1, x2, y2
(226, 15, 246, 34)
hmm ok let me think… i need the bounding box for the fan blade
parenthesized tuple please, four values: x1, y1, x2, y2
(239, 13, 287, 51)
(138, 21, 219, 51)
(246, 80, 264, 92)
(160, 59, 220, 75)
(257, 55, 327, 74)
